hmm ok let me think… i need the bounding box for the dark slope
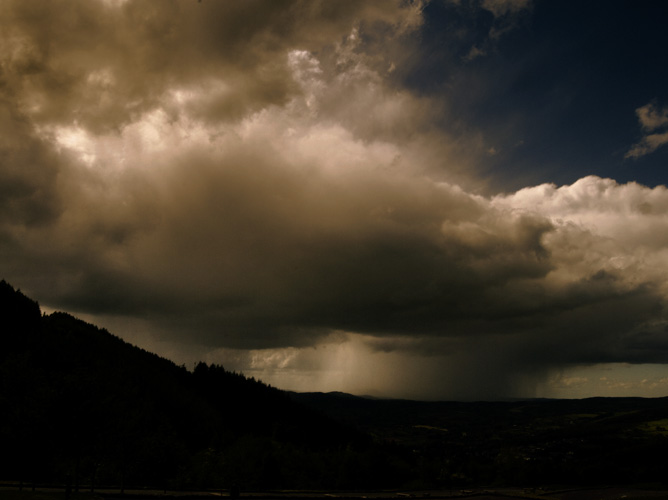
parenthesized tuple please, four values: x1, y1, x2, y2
(0, 281, 402, 491)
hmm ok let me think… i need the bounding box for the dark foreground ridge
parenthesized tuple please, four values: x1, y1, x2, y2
(0, 280, 378, 491)
(3, 280, 668, 493)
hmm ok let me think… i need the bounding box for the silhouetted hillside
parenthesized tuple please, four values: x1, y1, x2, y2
(0, 280, 402, 491)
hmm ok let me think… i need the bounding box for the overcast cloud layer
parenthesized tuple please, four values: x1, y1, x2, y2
(2, 0, 668, 400)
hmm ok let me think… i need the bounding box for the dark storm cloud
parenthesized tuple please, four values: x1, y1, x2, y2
(1, 0, 414, 131)
(0, 99, 61, 226)
(13, 146, 555, 348)
(2, 0, 668, 398)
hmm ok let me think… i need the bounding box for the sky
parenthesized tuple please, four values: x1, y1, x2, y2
(2, 0, 668, 401)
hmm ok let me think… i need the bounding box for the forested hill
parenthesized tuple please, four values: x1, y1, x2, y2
(0, 280, 406, 491)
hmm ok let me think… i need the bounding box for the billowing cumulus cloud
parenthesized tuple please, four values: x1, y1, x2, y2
(1, 0, 667, 399)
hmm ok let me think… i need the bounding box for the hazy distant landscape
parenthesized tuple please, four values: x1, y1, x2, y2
(3, 280, 668, 498)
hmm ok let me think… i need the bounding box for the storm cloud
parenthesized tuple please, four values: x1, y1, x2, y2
(2, 0, 667, 399)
